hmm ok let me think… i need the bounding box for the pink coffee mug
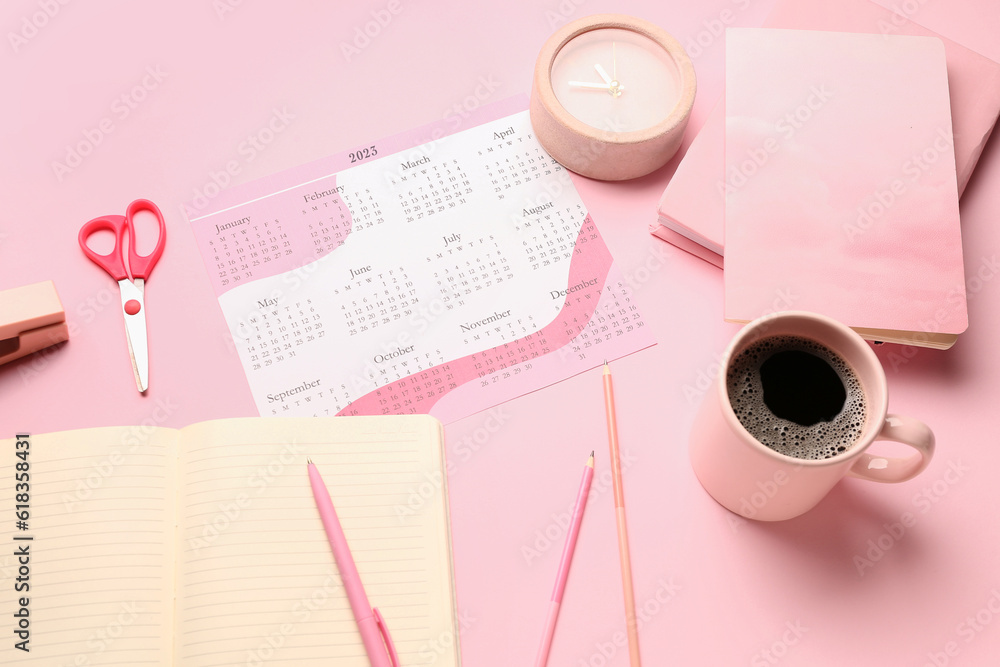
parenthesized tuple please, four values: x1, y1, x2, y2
(689, 311, 934, 521)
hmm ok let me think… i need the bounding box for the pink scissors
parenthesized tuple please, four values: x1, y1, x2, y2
(78, 198, 166, 393)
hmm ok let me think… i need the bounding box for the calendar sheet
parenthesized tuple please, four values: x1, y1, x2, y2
(187, 99, 655, 422)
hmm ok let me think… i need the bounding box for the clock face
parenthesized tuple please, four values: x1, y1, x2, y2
(550, 28, 684, 133)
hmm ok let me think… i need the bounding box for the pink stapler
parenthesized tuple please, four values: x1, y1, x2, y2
(0, 281, 69, 365)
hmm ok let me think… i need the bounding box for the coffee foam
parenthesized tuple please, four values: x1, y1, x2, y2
(727, 335, 866, 460)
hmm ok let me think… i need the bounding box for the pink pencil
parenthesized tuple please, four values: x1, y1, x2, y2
(534, 452, 595, 667)
(604, 361, 641, 666)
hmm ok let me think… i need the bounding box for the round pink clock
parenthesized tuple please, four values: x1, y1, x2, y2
(530, 14, 696, 181)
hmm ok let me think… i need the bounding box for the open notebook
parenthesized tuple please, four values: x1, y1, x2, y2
(0, 415, 459, 666)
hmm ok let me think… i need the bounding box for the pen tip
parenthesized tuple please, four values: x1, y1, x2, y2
(306, 457, 313, 465)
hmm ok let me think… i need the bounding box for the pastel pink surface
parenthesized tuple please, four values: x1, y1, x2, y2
(724, 28, 967, 337)
(2, 2, 1000, 666)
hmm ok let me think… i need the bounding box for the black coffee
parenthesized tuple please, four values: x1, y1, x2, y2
(726, 335, 866, 459)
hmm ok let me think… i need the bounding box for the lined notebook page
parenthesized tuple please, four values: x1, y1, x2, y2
(175, 415, 459, 666)
(0, 428, 176, 665)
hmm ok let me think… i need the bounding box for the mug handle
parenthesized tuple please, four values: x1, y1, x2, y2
(847, 414, 935, 483)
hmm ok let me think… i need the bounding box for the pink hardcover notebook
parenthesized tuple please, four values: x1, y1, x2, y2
(723, 28, 967, 349)
(652, 0, 1000, 268)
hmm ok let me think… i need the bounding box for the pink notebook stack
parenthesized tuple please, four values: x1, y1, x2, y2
(723, 28, 967, 349)
(653, 0, 1000, 270)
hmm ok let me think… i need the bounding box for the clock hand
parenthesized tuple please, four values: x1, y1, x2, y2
(584, 44, 626, 98)
(568, 80, 624, 91)
(594, 63, 613, 84)
(608, 42, 623, 98)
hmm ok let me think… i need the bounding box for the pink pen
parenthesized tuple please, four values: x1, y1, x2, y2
(534, 452, 595, 667)
(308, 461, 400, 667)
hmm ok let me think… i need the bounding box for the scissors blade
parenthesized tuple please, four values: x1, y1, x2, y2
(118, 278, 149, 393)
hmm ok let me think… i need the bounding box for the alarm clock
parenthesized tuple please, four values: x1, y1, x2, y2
(530, 14, 696, 181)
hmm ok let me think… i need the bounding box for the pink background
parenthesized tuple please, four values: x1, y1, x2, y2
(3, 1, 1000, 665)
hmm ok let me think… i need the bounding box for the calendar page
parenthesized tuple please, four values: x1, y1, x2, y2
(187, 99, 655, 422)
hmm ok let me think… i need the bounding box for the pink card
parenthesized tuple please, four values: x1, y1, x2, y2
(653, 0, 1000, 267)
(723, 28, 967, 349)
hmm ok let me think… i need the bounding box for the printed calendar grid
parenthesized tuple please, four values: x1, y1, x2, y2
(189, 108, 655, 423)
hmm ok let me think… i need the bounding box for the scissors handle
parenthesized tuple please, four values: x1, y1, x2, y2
(124, 198, 166, 280)
(78, 214, 129, 281)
